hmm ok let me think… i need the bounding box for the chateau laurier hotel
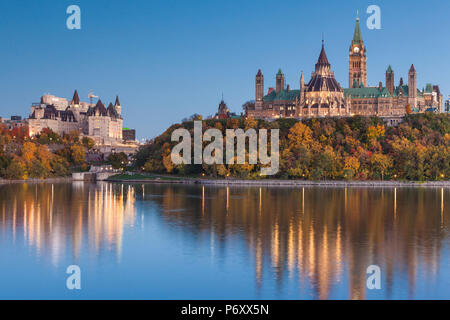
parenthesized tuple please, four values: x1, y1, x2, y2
(29, 91, 123, 145)
(27, 90, 138, 154)
(246, 16, 443, 122)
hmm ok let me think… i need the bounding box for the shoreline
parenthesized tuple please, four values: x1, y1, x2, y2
(105, 177, 450, 187)
(1, 176, 449, 187)
(0, 177, 73, 184)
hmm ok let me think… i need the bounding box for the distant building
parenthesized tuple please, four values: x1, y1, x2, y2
(445, 96, 450, 113)
(28, 90, 123, 145)
(214, 100, 238, 119)
(246, 15, 443, 120)
(123, 128, 136, 142)
(0, 116, 28, 131)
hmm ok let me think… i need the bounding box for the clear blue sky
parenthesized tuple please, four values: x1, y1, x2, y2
(0, 0, 448, 139)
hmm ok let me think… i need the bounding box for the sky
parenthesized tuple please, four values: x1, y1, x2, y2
(0, 0, 449, 139)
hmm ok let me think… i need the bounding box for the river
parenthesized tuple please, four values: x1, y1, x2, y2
(0, 182, 448, 299)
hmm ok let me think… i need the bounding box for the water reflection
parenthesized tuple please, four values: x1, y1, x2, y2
(144, 184, 449, 299)
(0, 183, 135, 265)
(0, 182, 448, 299)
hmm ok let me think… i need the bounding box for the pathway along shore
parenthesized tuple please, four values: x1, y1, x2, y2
(105, 177, 450, 188)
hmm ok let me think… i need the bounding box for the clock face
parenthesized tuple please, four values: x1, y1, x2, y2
(353, 47, 360, 54)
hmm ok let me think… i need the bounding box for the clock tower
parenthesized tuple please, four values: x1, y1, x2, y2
(349, 14, 367, 88)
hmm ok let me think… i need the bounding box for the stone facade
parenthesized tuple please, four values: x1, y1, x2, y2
(246, 16, 443, 120)
(248, 43, 350, 119)
(28, 90, 123, 145)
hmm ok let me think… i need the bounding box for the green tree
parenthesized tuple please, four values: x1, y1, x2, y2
(5, 160, 27, 180)
(82, 137, 95, 150)
(107, 152, 129, 170)
(30, 159, 50, 179)
(51, 156, 70, 176)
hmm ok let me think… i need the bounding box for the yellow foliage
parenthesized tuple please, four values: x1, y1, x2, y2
(163, 153, 175, 173)
(288, 122, 313, 149)
(367, 125, 385, 141)
(244, 118, 258, 130)
(22, 142, 37, 167)
(344, 156, 360, 173)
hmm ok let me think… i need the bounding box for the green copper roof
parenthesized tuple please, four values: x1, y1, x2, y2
(394, 85, 409, 97)
(386, 65, 393, 73)
(277, 69, 284, 76)
(425, 83, 433, 93)
(263, 90, 277, 102)
(263, 89, 300, 102)
(345, 84, 425, 99)
(344, 86, 392, 98)
(352, 18, 363, 44)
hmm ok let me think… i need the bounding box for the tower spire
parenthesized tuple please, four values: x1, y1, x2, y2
(72, 90, 80, 105)
(352, 14, 363, 44)
(316, 42, 330, 66)
(349, 12, 367, 87)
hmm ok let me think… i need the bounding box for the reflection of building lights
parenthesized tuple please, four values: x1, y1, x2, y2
(3, 184, 137, 265)
(441, 188, 444, 225)
(226, 187, 229, 211)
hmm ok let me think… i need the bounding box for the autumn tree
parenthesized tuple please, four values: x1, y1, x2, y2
(5, 158, 27, 180)
(70, 144, 86, 165)
(22, 142, 37, 168)
(405, 104, 412, 115)
(343, 156, 360, 179)
(370, 153, 393, 180)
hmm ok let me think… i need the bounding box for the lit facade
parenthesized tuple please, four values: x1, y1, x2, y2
(246, 16, 443, 120)
(28, 90, 123, 146)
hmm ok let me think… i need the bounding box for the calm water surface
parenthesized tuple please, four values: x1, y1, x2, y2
(0, 182, 449, 300)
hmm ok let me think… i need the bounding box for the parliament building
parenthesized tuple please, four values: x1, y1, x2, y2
(246, 16, 443, 121)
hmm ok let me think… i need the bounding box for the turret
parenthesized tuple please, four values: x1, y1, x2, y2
(114, 95, 121, 116)
(386, 66, 394, 96)
(255, 69, 264, 107)
(300, 71, 305, 101)
(408, 64, 417, 107)
(71, 90, 80, 106)
(276, 69, 285, 94)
